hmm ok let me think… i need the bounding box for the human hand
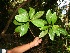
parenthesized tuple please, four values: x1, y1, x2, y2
(29, 37, 42, 48)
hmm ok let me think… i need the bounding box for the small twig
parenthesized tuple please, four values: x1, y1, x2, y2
(66, 39, 67, 46)
(1, 0, 31, 35)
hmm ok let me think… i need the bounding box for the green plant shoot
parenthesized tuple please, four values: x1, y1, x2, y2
(13, 7, 68, 41)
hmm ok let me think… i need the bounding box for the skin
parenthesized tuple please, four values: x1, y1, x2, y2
(7, 37, 42, 53)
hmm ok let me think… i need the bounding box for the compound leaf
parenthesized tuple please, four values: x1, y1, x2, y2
(20, 23, 29, 37)
(32, 19, 47, 27)
(46, 10, 52, 24)
(52, 25, 60, 36)
(15, 14, 29, 22)
(15, 26, 21, 32)
(49, 29, 55, 41)
(58, 28, 68, 35)
(51, 12, 57, 25)
(18, 8, 27, 14)
(39, 30, 48, 38)
(33, 11, 44, 19)
(29, 7, 35, 19)
(13, 20, 23, 25)
(39, 26, 48, 30)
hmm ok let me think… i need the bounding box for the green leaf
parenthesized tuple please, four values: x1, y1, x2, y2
(39, 26, 48, 30)
(55, 29, 60, 36)
(53, 29, 60, 37)
(13, 20, 23, 25)
(15, 23, 29, 35)
(16, 8, 29, 22)
(15, 14, 29, 22)
(32, 19, 47, 27)
(51, 12, 57, 25)
(67, 35, 70, 39)
(33, 11, 44, 20)
(20, 23, 29, 37)
(68, 35, 70, 37)
(49, 29, 55, 41)
(52, 25, 59, 29)
(15, 26, 21, 32)
(58, 28, 68, 35)
(52, 25, 60, 36)
(29, 7, 35, 19)
(46, 10, 52, 24)
(18, 8, 27, 14)
(39, 30, 48, 38)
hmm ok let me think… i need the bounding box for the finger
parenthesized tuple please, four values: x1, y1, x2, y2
(38, 39, 42, 43)
(34, 43, 39, 46)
